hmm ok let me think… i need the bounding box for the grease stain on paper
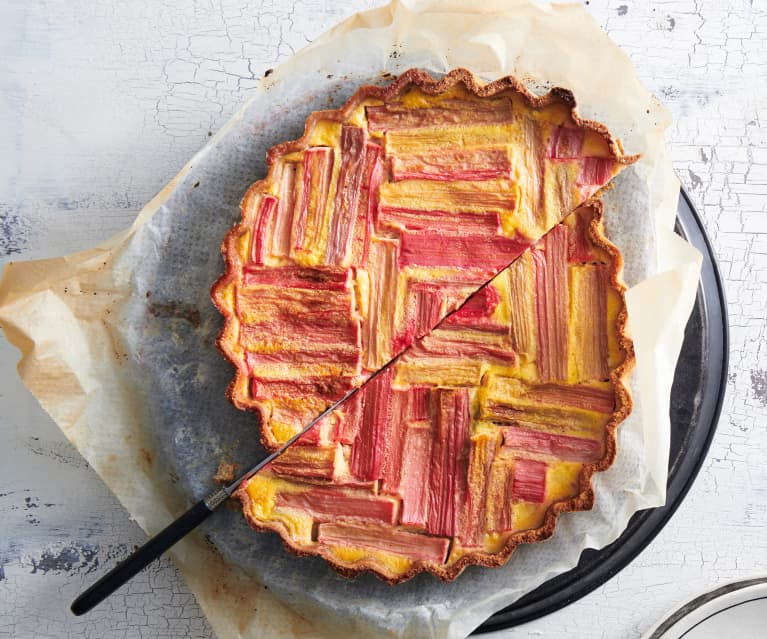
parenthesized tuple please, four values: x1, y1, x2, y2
(147, 300, 202, 328)
(139, 446, 154, 469)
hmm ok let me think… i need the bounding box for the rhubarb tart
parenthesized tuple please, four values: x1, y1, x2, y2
(211, 68, 636, 582)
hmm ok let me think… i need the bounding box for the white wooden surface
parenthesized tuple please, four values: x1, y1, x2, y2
(1, 1, 765, 637)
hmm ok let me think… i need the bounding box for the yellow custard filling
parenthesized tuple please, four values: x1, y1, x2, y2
(214, 71, 633, 581)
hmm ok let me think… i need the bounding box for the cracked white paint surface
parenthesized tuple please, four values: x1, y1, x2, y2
(1, 1, 765, 637)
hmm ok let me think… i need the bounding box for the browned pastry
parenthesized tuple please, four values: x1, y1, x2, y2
(212, 68, 636, 582)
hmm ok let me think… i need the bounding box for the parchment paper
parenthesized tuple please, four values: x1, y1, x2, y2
(0, 1, 702, 638)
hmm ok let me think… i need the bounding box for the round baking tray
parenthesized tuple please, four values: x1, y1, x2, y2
(476, 186, 729, 633)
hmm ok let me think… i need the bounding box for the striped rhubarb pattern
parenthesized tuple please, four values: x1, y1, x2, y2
(233, 203, 626, 575)
(213, 71, 632, 579)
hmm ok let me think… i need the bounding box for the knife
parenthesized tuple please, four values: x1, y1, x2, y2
(70, 360, 388, 616)
(71, 259, 514, 615)
(70, 380, 366, 616)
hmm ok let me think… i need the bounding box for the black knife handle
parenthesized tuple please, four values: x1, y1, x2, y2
(71, 489, 227, 616)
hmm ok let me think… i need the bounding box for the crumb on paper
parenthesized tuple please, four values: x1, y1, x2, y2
(214, 459, 237, 484)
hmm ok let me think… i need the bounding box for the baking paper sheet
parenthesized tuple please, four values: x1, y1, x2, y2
(0, 1, 702, 637)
